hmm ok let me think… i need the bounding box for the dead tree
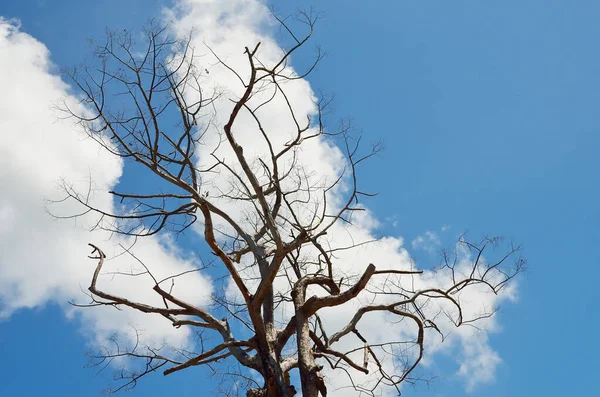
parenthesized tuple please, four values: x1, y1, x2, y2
(61, 16, 523, 397)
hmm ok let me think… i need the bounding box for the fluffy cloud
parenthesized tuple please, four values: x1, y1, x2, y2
(0, 17, 212, 350)
(412, 231, 442, 253)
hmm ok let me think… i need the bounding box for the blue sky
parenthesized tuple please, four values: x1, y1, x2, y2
(0, 1, 598, 396)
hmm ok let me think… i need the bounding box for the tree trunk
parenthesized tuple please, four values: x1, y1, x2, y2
(292, 288, 326, 397)
(246, 351, 296, 397)
(248, 306, 296, 397)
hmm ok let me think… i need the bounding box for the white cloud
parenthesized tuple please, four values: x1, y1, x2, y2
(0, 17, 212, 352)
(458, 334, 502, 392)
(412, 230, 442, 253)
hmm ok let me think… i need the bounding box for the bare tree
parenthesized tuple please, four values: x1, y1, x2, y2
(60, 15, 523, 397)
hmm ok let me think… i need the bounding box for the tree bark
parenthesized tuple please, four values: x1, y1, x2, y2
(292, 285, 326, 397)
